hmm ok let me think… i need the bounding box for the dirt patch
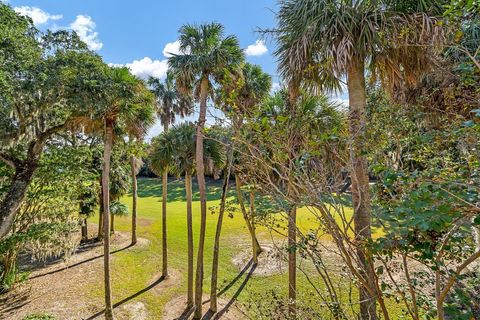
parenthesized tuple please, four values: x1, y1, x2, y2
(232, 244, 286, 276)
(137, 218, 153, 227)
(0, 230, 149, 320)
(162, 295, 245, 320)
(149, 269, 182, 294)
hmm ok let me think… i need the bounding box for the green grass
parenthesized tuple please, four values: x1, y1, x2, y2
(86, 177, 402, 319)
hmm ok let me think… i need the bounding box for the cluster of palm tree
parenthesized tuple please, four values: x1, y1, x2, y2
(95, 67, 156, 320)
(146, 22, 275, 318)
(144, 0, 450, 318)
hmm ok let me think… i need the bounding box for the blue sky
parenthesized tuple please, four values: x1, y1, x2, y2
(6, 0, 346, 138)
(7, 0, 279, 79)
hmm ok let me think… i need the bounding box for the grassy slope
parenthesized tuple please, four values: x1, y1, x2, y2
(86, 177, 402, 319)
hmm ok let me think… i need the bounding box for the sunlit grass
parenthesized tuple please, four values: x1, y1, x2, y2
(86, 177, 401, 319)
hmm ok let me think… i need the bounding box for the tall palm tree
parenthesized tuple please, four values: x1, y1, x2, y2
(274, 1, 444, 318)
(149, 72, 191, 278)
(130, 150, 143, 246)
(168, 22, 244, 319)
(150, 122, 223, 309)
(98, 67, 155, 320)
(209, 63, 271, 313)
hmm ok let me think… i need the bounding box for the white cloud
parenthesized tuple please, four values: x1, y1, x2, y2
(70, 15, 103, 51)
(111, 57, 168, 80)
(245, 40, 268, 56)
(163, 41, 181, 58)
(14, 6, 62, 26)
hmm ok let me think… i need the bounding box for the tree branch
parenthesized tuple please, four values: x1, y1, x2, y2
(0, 151, 19, 169)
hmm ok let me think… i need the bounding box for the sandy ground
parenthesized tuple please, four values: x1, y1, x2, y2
(0, 228, 149, 320)
(231, 243, 287, 276)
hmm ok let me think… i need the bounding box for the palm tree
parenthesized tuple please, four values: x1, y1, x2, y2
(98, 67, 155, 320)
(130, 151, 143, 246)
(149, 72, 191, 278)
(168, 22, 244, 319)
(274, 1, 444, 318)
(209, 63, 271, 313)
(150, 122, 223, 309)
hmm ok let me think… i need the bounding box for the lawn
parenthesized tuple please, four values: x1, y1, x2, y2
(84, 177, 401, 319)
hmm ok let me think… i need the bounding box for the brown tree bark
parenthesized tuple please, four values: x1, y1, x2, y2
(102, 118, 115, 320)
(193, 76, 209, 320)
(81, 218, 88, 243)
(347, 58, 376, 320)
(162, 167, 168, 277)
(288, 206, 297, 319)
(131, 156, 138, 246)
(185, 172, 194, 308)
(209, 144, 234, 313)
(97, 182, 104, 241)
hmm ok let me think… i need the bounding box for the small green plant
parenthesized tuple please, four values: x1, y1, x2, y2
(22, 314, 56, 320)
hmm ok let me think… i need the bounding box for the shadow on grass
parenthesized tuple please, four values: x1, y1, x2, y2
(197, 259, 256, 320)
(84, 275, 168, 320)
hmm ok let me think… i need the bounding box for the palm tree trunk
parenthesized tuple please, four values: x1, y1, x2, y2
(185, 172, 194, 308)
(81, 218, 88, 243)
(347, 58, 376, 320)
(97, 185, 104, 242)
(193, 76, 209, 320)
(210, 143, 234, 313)
(102, 118, 115, 320)
(162, 122, 169, 278)
(288, 206, 297, 319)
(131, 156, 138, 246)
(162, 167, 168, 277)
(235, 175, 261, 262)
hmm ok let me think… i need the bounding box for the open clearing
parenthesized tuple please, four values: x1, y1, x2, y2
(2, 178, 402, 319)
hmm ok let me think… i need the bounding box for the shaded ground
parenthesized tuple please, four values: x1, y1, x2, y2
(0, 229, 147, 320)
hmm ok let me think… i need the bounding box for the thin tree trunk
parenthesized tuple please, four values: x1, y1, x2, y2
(102, 119, 115, 320)
(162, 167, 168, 277)
(131, 156, 138, 246)
(97, 183, 104, 241)
(210, 143, 234, 313)
(81, 218, 88, 243)
(110, 214, 115, 234)
(193, 76, 209, 320)
(347, 58, 377, 320)
(249, 191, 261, 264)
(235, 175, 261, 262)
(185, 172, 194, 308)
(288, 206, 297, 319)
